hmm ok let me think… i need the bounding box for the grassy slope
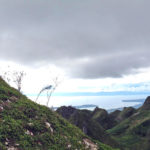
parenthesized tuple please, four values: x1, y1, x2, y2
(69, 109, 120, 148)
(0, 78, 118, 150)
(108, 107, 150, 150)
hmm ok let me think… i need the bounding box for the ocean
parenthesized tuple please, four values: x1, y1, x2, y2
(28, 94, 148, 110)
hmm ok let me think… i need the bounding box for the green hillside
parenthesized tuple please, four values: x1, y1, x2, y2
(57, 96, 150, 150)
(108, 96, 150, 150)
(0, 77, 118, 150)
(57, 106, 121, 149)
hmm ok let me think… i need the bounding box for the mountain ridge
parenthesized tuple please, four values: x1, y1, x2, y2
(57, 96, 150, 150)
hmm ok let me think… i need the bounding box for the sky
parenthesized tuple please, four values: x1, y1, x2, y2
(0, 0, 150, 107)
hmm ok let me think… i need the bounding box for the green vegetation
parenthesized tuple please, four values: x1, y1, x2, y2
(57, 96, 150, 150)
(3, 75, 150, 150)
(107, 97, 150, 150)
(0, 78, 118, 150)
(57, 106, 121, 149)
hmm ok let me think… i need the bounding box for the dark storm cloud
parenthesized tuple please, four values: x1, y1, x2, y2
(0, 0, 150, 78)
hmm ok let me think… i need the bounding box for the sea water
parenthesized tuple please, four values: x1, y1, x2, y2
(28, 94, 148, 110)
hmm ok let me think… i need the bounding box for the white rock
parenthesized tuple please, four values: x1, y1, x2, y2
(45, 122, 51, 128)
(83, 138, 98, 150)
(7, 146, 18, 150)
(67, 144, 71, 148)
(45, 122, 53, 133)
(25, 130, 34, 136)
(28, 123, 33, 126)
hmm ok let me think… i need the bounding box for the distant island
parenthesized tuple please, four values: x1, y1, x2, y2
(54, 104, 98, 110)
(122, 99, 145, 103)
(54, 99, 145, 112)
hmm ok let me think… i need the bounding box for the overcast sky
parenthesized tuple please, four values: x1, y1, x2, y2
(0, 0, 150, 79)
(1, 0, 150, 108)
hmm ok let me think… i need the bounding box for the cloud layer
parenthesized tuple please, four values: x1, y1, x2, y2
(0, 0, 150, 78)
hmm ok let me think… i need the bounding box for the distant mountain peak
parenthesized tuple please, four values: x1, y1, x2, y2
(141, 96, 150, 110)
